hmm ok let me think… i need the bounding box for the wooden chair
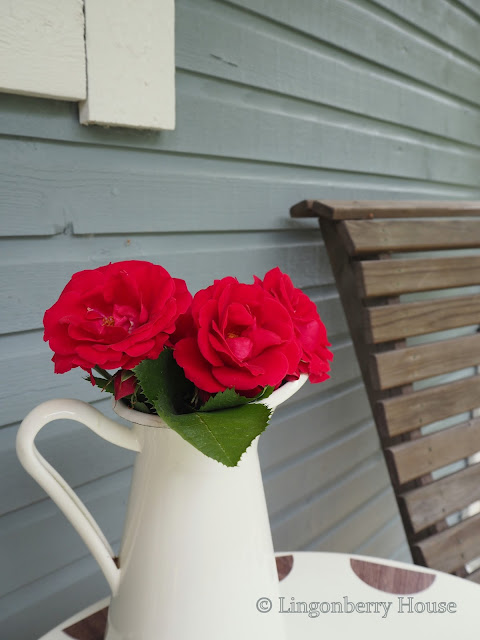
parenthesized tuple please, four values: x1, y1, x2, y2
(291, 200, 480, 582)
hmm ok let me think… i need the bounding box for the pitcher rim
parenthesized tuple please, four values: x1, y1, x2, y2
(113, 374, 308, 427)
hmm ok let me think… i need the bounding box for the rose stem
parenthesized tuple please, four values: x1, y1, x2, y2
(94, 366, 113, 380)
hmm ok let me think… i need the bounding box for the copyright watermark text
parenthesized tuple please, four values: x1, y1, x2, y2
(256, 596, 457, 619)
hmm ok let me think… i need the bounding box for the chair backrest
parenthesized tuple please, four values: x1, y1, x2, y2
(291, 200, 480, 582)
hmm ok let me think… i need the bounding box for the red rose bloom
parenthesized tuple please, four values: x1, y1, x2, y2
(173, 277, 302, 394)
(256, 267, 332, 383)
(43, 260, 191, 375)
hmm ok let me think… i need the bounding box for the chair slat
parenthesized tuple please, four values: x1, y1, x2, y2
(401, 463, 480, 534)
(366, 294, 480, 344)
(290, 200, 480, 221)
(414, 513, 480, 574)
(386, 417, 480, 486)
(376, 376, 480, 438)
(340, 219, 480, 255)
(357, 255, 480, 298)
(371, 333, 480, 390)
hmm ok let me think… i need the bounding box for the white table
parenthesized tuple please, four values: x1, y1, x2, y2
(40, 552, 480, 639)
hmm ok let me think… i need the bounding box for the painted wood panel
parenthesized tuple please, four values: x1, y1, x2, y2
(391, 544, 412, 563)
(304, 488, 403, 554)
(370, 0, 480, 61)
(3, 72, 480, 157)
(176, 2, 480, 143)
(270, 453, 391, 549)
(220, 0, 480, 103)
(2, 94, 480, 236)
(457, 0, 480, 17)
(0, 400, 134, 516)
(17, 78, 480, 180)
(259, 385, 372, 471)
(0, 469, 130, 599)
(0, 300, 348, 425)
(0, 233, 330, 335)
(3, 136, 479, 237)
(263, 421, 380, 517)
(354, 517, 409, 559)
(0, 554, 109, 640)
(0, 0, 86, 101)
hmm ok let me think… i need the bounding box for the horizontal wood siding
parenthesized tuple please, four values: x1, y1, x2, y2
(2, 0, 479, 636)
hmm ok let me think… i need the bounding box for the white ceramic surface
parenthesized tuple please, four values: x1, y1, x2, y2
(17, 375, 307, 640)
(38, 552, 480, 640)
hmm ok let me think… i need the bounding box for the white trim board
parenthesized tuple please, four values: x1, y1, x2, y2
(0, 0, 86, 101)
(0, 0, 175, 131)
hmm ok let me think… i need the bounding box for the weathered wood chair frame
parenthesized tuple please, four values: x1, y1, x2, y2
(291, 200, 480, 582)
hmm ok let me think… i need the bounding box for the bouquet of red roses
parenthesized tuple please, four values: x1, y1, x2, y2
(43, 261, 332, 466)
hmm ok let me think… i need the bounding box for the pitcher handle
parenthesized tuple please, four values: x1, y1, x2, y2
(16, 399, 141, 595)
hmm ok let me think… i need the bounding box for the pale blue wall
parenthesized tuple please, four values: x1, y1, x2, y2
(1, 0, 480, 637)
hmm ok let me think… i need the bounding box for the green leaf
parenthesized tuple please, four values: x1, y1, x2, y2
(86, 375, 115, 395)
(252, 386, 275, 402)
(199, 388, 252, 412)
(135, 352, 272, 467)
(132, 401, 152, 414)
(199, 385, 275, 412)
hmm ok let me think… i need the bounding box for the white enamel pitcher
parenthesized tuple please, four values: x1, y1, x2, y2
(16, 375, 307, 640)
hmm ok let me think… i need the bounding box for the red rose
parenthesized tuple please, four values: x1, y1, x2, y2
(173, 277, 301, 394)
(43, 260, 191, 375)
(256, 267, 332, 383)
